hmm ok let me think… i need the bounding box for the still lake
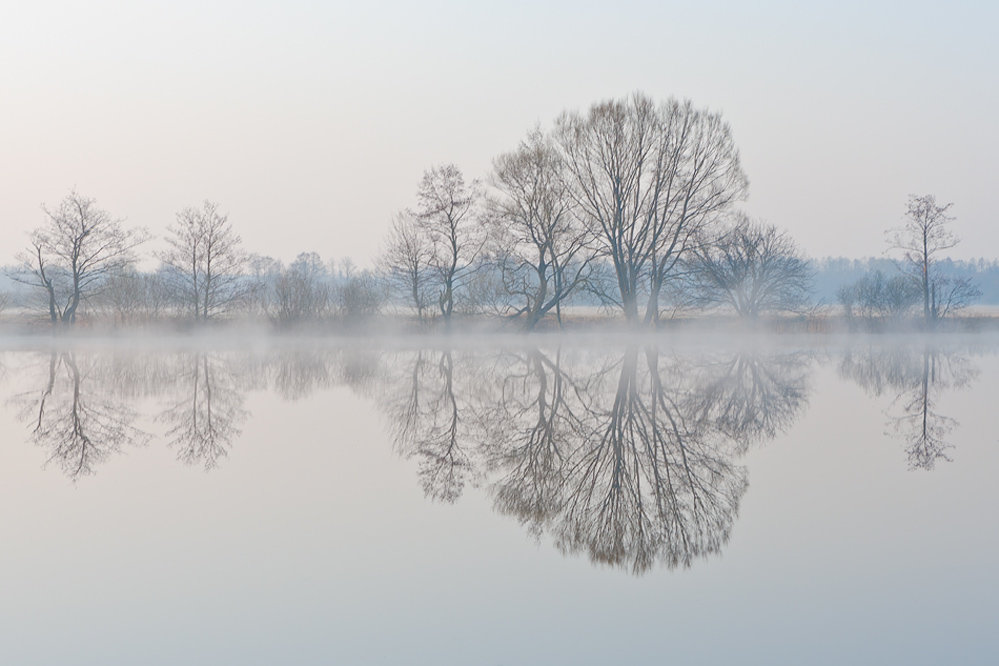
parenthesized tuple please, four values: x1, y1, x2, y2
(1, 334, 996, 665)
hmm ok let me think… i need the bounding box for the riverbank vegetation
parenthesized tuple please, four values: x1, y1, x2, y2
(2, 93, 988, 334)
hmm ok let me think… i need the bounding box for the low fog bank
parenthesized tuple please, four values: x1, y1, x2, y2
(1, 311, 998, 355)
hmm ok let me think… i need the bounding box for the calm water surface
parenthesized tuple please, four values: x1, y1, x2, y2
(1, 336, 996, 665)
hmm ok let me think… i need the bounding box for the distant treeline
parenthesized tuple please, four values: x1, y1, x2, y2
(811, 257, 999, 306)
(2, 92, 987, 329)
(1, 253, 994, 325)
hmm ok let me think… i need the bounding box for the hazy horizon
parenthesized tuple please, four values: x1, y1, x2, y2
(2, 0, 997, 267)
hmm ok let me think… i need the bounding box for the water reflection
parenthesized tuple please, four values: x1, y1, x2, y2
(10, 352, 149, 480)
(371, 345, 812, 572)
(839, 345, 978, 470)
(388, 350, 477, 502)
(159, 352, 248, 471)
(2, 341, 987, 573)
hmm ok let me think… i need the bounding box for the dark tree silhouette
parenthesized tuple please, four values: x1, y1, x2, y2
(888, 194, 980, 323)
(555, 93, 748, 323)
(488, 130, 595, 329)
(688, 217, 814, 317)
(14, 191, 147, 325)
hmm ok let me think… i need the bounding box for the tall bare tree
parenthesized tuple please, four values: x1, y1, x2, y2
(888, 194, 980, 323)
(489, 129, 595, 329)
(14, 191, 147, 325)
(555, 93, 747, 323)
(160, 200, 246, 321)
(413, 165, 482, 322)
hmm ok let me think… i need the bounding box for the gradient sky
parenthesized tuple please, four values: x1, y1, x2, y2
(1, 0, 996, 266)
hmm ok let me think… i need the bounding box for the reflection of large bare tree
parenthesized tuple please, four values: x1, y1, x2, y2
(11, 352, 148, 480)
(839, 345, 977, 470)
(546, 348, 748, 572)
(159, 352, 247, 471)
(374, 345, 812, 573)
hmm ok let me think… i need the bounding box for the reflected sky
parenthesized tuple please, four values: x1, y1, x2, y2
(0, 338, 996, 664)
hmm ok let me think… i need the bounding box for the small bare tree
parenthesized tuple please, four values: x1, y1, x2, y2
(413, 165, 482, 322)
(489, 129, 595, 329)
(888, 194, 979, 323)
(93, 268, 172, 325)
(160, 200, 246, 321)
(838, 270, 920, 321)
(381, 211, 433, 320)
(688, 217, 813, 318)
(272, 252, 332, 324)
(13, 191, 147, 325)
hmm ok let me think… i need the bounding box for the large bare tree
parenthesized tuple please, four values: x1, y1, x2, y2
(555, 93, 748, 323)
(489, 129, 595, 329)
(160, 200, 246, 321)
(14, 191, 147, 325)
(888, 194, 980, 323)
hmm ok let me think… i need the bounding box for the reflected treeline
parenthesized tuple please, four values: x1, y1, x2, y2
(4, 346, 391, 480)
(3, 344, 814, 570)
(371, 345, 813, 573)
(839, 345, 979, 470)
(7, 350, 253, 479)
(4, 341, 985, 573)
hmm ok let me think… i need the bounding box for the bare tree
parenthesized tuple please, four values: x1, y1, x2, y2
(13, 191, 147, 325)
(688, 216, 813, 318)
(381, 211, 433, 321)
(413, 165, 482, 322)
(489, 129, 595, 329)
(838, 270, 920, 322)
(92, 268, 173, 325)
(160, 200, 246, 321)
(337, 269, 384, 320)
(243, 253, 283, 319)
(272, 252, 332, 324)
(555, 93, 747, 324)
(888, 194, 979, 323)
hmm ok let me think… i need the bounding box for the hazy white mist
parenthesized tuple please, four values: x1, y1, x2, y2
(2, 0, 996, 266)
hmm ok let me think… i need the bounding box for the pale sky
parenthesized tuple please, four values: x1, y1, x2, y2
(1, 0, 996, 267)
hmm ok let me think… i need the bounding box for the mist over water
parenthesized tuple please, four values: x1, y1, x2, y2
(1, 334, 997, 664)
